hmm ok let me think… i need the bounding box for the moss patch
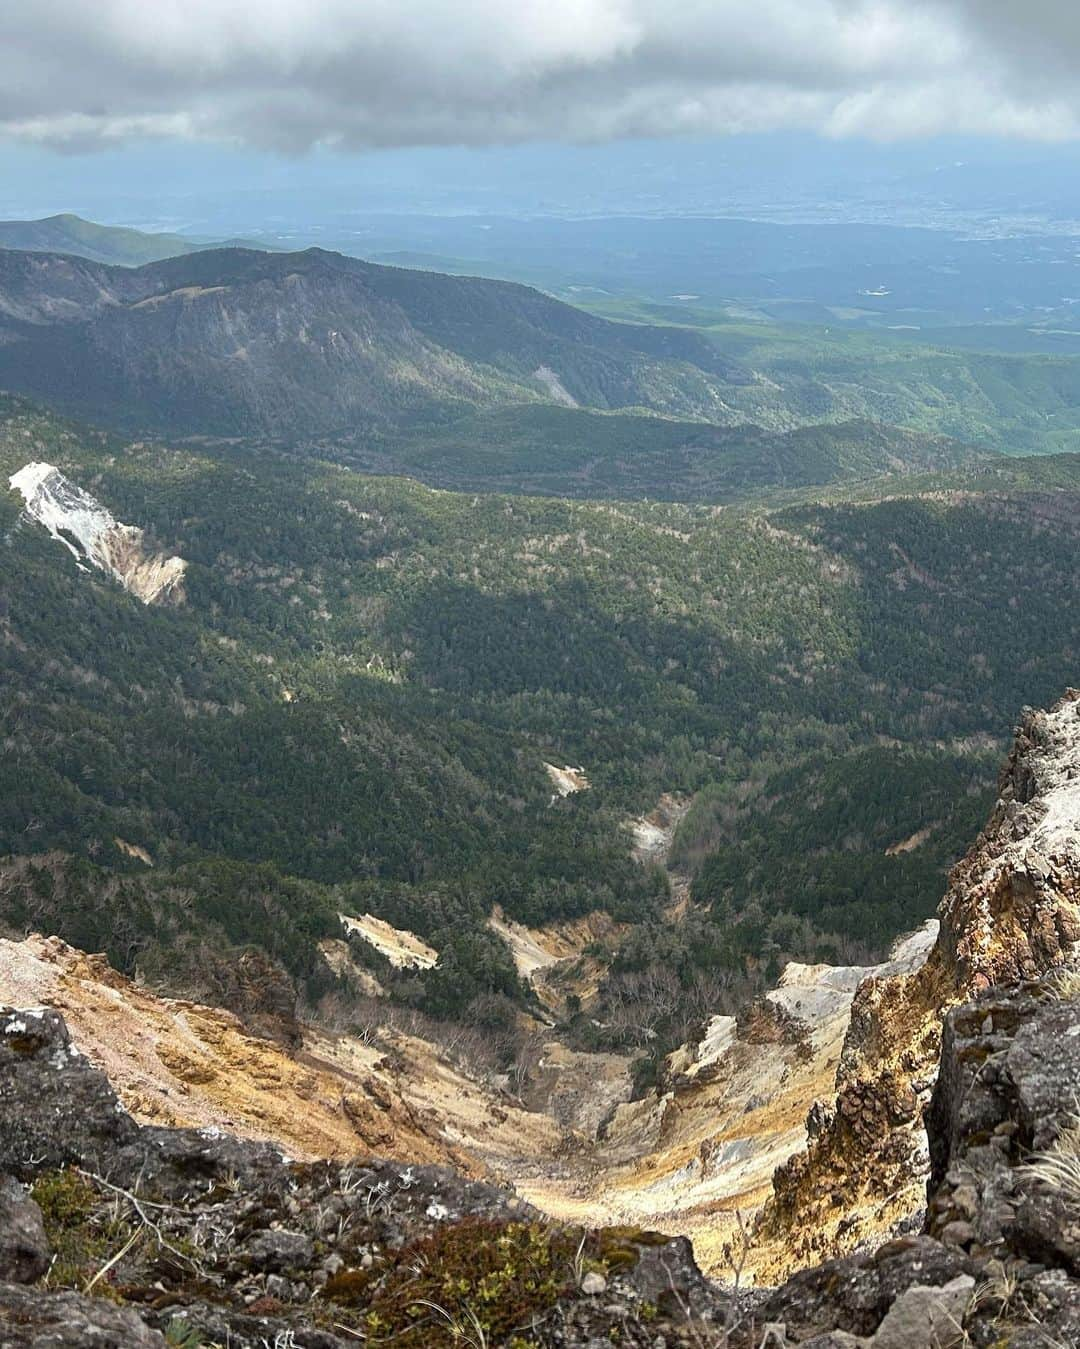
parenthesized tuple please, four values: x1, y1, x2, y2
(31, 1169, 137, 1297)
(321, 1217, 634, 1346)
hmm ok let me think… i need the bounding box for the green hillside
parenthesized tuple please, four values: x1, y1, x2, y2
(588, 300, 1080, 457)
(3, 394, 1080, 1041)
(342, 406, 988, 501)
(0, 214, 202, 266)
(0, 213, 273, 266)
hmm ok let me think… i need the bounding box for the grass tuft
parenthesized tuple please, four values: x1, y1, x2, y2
(1043, 966, 1080, 1002)
(1021, 1116, 1080, 1207)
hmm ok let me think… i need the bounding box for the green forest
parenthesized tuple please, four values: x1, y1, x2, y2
(2, 389, 1079, 1055)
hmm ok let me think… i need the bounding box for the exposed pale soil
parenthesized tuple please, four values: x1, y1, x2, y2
(533, 364, 579, 408)
(0, 935, 554, 1180)
(884, 824, 934, 855)
(113, 838, 154, 866)
(628, 791, 690, 862)
(487, 905, 625, 1011)
(544, 762, 590, 798)
(339, 912, 438, 969)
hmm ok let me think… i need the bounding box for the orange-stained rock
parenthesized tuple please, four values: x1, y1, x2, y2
(756, 690, 1080, 1277)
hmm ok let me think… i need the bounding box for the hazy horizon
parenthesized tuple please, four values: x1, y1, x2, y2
(8, 3, 1080, 241)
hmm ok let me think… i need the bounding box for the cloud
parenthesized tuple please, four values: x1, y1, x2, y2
(3, 0, 1080, 152)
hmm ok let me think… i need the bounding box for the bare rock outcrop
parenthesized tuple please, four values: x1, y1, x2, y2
(926, 976, 1080, 1279)
(757, 691, 1080, 1277)
(755, 969, 1080, 1346)
(0, 1176, 50, 1286)
(8, 461, 186, 605)
(0, 1283, 170, 1346)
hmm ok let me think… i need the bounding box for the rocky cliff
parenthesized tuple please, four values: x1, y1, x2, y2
(756, 691, 1080, 1278)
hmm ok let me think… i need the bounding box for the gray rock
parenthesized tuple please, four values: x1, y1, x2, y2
(244, 1229, 314, 1272)
(757, 1236, 973, 1340)
(0, 1282, 167, 1346)
(625, 1233, 715, 1316)
(0, 1007, 286, 1198)
(263, 1273, 290, 1300)
(927, 973, 1080, 1279)
(0, 1177, 49, 1284)
(868, 1274, 973, 1348)
(938, 1220, 974, 1248)
(0, 1009, 139, 1182)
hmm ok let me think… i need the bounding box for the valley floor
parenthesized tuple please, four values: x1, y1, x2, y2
(0, 907, 934, 1284)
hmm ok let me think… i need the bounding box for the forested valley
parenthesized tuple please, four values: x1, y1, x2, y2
(3, 387, 1079, 1077)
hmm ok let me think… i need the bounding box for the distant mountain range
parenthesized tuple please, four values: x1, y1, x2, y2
(0, 213, 273, 267)
(0, 240, 994, 498)
(0, 244, 758, 437)
(5, 216, 1080, 465)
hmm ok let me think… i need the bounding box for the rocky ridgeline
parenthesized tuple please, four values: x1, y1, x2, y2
(758, 692, 1080, 1278)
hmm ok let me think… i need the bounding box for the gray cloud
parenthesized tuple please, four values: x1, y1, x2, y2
(2, 0, 1080, 152)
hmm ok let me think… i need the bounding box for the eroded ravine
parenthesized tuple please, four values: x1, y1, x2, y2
(2, 695, 1079, 1290)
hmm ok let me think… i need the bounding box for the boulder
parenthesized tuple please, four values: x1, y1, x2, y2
(0, 1178, 49, 1285)
(0, 1283, 166, 1346)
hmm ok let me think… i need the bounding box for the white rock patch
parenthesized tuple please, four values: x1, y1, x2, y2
(533, 366, 579, 408)
(9, 461, 187, 605)
(545, 763, 590, 801)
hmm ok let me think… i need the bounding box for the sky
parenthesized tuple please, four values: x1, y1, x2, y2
(4, 2, 1080, 230)
(5, 0, 1080, 151)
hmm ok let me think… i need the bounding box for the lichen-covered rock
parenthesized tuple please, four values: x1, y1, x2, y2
(0, 1282, 167, 1346)
(0, 1006, 296, 1197)
(926, 976, 1080, 1277)
(243, 1228, 315, 1272)
(0, 1008, 141, 1180)
(867, 1274, 972, 1349)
